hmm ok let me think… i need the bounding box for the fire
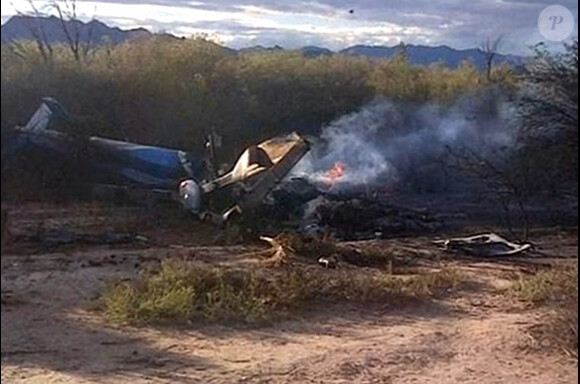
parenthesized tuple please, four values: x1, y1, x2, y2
(323, 162, 347, 185)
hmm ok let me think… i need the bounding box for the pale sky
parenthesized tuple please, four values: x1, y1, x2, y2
(2, 0, 578, 54)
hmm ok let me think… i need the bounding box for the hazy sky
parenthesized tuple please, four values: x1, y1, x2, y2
(2, 0, 578, 53)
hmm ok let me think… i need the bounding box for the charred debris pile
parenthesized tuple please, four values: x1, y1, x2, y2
(252, 176, 442, 241)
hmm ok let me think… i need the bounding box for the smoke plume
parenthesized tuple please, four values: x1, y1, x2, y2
(293, 88, 519, 192)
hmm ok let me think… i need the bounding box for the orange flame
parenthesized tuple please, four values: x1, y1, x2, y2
(323, 162, 347, 185)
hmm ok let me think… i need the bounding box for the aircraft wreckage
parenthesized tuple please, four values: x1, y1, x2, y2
(1, 98, 310, 223)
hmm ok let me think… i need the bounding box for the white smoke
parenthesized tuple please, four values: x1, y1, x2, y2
(293, 89, 518, 191)
(293, 102, 398, 186)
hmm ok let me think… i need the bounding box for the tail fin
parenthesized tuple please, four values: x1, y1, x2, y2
(22, 98, 69, 132)
(3, 99, 69, 169)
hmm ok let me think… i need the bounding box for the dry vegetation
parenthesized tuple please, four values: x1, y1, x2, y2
(510, 266, 578, 358)
(100, 237, 464, 326)
(0, 38, 513, 155)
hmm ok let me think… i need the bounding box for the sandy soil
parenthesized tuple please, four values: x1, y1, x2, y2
(1, 204, 578, 384)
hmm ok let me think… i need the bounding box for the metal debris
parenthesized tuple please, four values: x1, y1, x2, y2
(435, 233, 532, 257)
(4, 99, 311, 224)
(302, 195, 441, 241)
(318, 256, 338, 269)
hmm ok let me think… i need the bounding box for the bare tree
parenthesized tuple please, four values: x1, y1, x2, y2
(520, 41, 578, 138)
(518, 40, 579, 194)
(481, 35, 505, 82)
(16, 0, 96, 63)
(50, 0, 96, 62)
(447, 145, 530, 241)
(16, 0, 54, 64)
(394, 41, 408, 62)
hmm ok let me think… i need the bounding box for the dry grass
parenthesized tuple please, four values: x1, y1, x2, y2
(260, 232, 437, 273)
(510, 267, 577, 303)
(100, 258, 464, 326)
(510, 266, 578, 358)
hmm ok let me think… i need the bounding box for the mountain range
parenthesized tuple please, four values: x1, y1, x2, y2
(1, 16, 523, 69)
(1, 15, 152, 45)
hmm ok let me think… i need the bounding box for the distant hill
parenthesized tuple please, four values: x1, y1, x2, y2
(237, 43, 523, 69)
(238, 45, 285, 55)
(1, 16, 523, 69)
(339, 44, 523, 69)
(299, 46, 334, 58)
(1, 15, 152, 45)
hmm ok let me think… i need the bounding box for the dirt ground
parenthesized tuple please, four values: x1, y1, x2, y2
(1, 203, 578, 384)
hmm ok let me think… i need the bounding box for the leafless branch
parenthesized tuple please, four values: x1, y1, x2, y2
(481, 34, 505, 82)
(446, 145, 530, 241)
(17, 0, 54, 63)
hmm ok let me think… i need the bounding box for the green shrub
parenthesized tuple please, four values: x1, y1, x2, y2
(100, 259, 464, 326)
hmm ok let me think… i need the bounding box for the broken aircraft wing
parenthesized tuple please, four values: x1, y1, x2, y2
(201, 133, 310, 204)
(181, 132, 310, 221)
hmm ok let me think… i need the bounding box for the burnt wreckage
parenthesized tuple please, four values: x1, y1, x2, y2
(0, 101, 537, 253)
(1, 98, 310, 223)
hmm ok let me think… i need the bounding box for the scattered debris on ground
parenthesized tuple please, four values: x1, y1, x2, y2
(259, 177, 442, 241)
(435, 233, 532, 257)
(305, 195, 442, 240)
(10, 229, 148, 250)
(0, 203, 577, 384)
